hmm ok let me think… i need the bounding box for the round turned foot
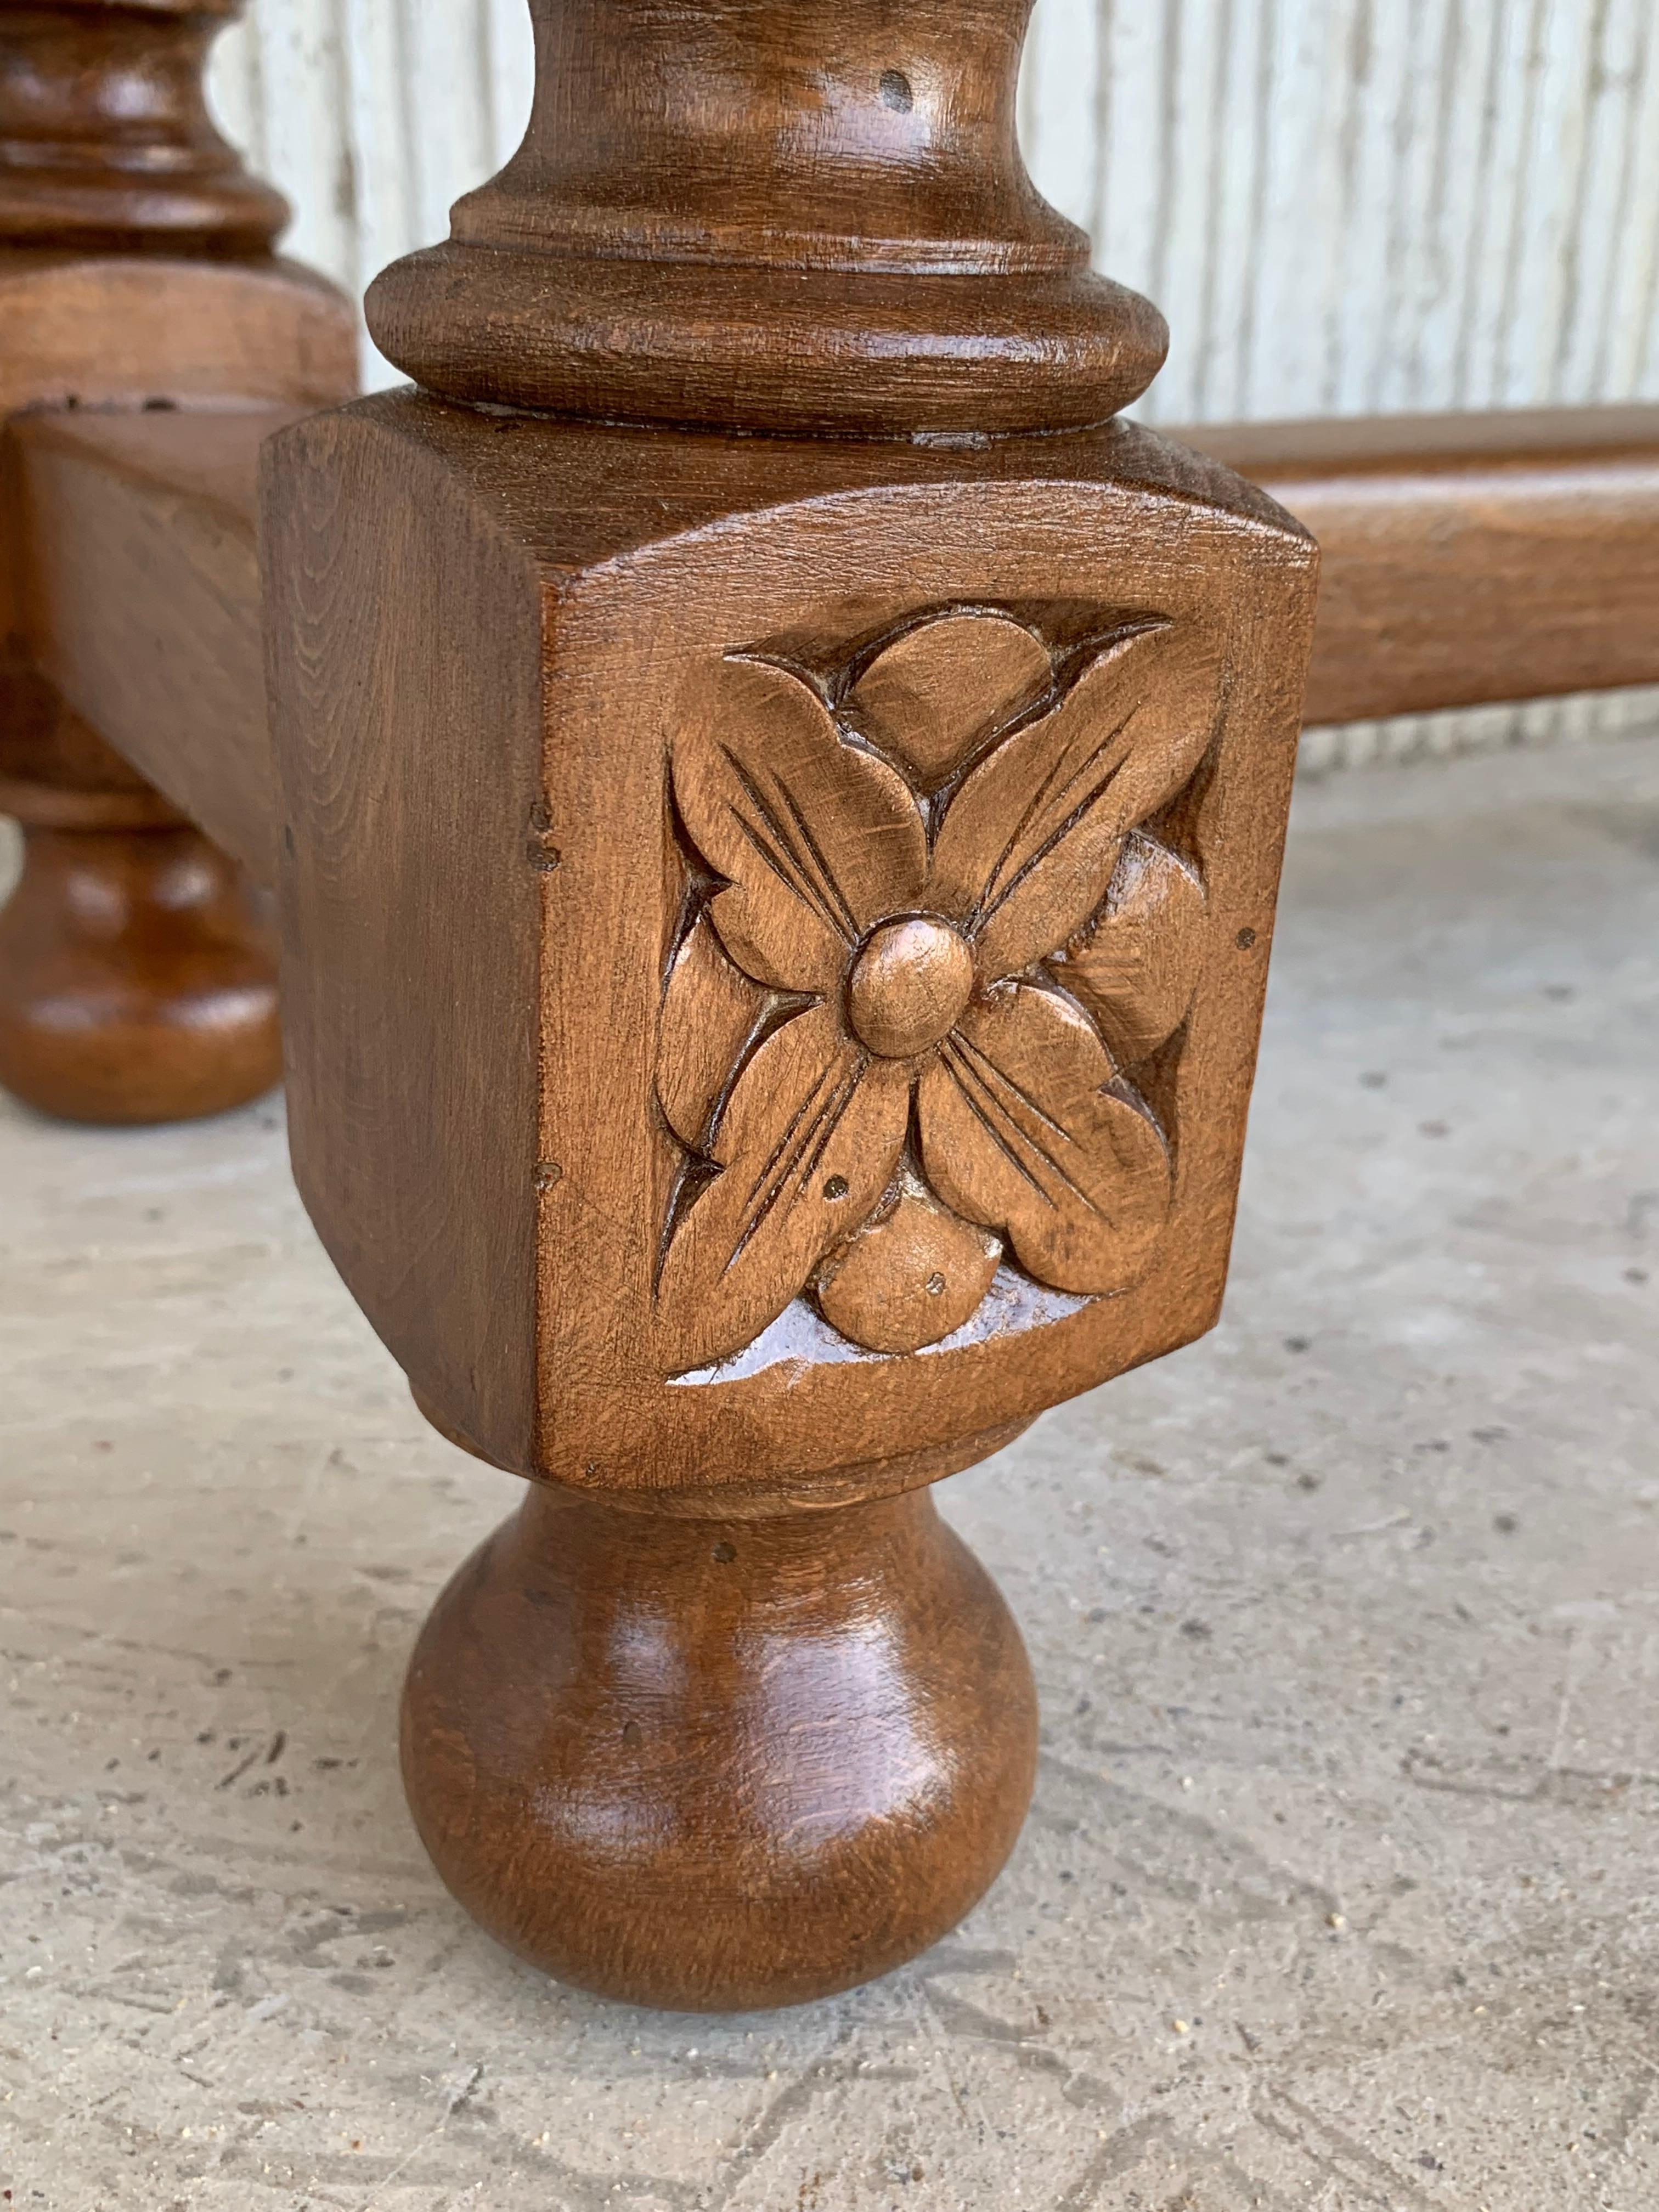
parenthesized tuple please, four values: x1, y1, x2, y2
(0, 822, 280, 1124)
(402, 1482, 1037, 2011)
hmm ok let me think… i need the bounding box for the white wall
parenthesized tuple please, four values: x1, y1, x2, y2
(207, 0, 1659, 763)
(1022, 0, 1659, 425)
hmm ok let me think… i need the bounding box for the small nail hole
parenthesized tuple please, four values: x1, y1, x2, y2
(925, 1272, 946, 1296)
(879, 69, 913, 112)
(1235, 926, 1258, 949)
(823, 1175, 850, 1201)
(711, 1541, 736, 1564)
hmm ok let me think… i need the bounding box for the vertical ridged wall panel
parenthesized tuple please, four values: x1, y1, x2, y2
(210, 0, 1659, 760)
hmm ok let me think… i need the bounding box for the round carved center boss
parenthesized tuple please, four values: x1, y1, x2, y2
(847, 917, 974, 1059)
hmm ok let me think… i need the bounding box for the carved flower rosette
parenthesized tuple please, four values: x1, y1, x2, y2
(653, 608, 1218, 1372)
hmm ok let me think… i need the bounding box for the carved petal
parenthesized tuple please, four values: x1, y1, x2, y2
(845, 612, 1052, 788)
(917, 983, 1171, 1295)
(657, 1000, 911, 1367)
(657, 910, 769, 1152)
(815, 1167, 1003, 1353)
(674, 658, 927, 992)
(928, 623, 1218, 983)
(1051, 833, 1207, 1066)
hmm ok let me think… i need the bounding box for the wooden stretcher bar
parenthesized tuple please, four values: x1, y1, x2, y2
(12, 398, 1657, 897)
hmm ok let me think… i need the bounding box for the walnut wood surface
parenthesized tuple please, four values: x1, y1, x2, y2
(9, 404, 300, 878)
(1185, 404, 1659, 724)
(0, 820, 279, 1120)
(0, 0, 354, 1124)
(46, 0, 1650, 2015)
(13, 362, 1644, 1972)
(403, 1481, 1039, 2011)
(262, 0, 1327, 2007)
(263, 394, 1318, 1498)
(19, 398, 1654, 902)
(0, 0, 286, 250)
(0, 251, 356, 416)
(0, 653, 177, 827)
(365, 0, 1167, 435)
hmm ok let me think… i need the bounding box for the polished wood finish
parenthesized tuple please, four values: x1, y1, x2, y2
(1185, 405, 1659, 724)
(0, 252, 356, 415)
(0, 0, 354, 1123)
(404, 1481, 1037, 2012)
(263, 398, 1317, 1497)
(0, 0, 284, 249)
(9, 404, 294, 879)
(365, 0, 1167, 436)
(28, 0, 1649, 2015)
(0, 819, 279, 1121)
(262, 0, 1319, 2010)
(13, 399, 1653, 911)
(0, 654, 175, 827)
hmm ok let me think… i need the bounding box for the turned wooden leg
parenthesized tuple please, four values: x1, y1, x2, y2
(403, 1475, 1036, 2011)
(262, 0, 1320, 2013)
(0, 809, 280, 1124)
(0, 0, 357, 1126)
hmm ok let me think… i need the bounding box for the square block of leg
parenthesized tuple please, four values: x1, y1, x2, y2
(262, 396, 1317, 1503)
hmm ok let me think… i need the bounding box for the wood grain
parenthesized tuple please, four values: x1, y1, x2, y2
(0, 0, 286, 250)
(11, 405, 295, 881)
(0, 2, 355, 1124)
(263, 0, 1318, 1993)
(846, 609, 1051, 789)
(21, 399, 1655, 884)
(200, 0, 1659, 457)
(0, 820, 279, 1121)
(262, 393, 1318, 1500)
(262, 402, 548, 1477)
(0, 251, 356, 416)
(34, 0, 1657, 2014)
(656, 607, 1221, 1360)
(1180, 405, 1659, 724)
(363, 0, 1169, 435)
(0, 652, 176, 828)
(815, 1166, 1004, 1357)
(1052, 831, 1207, 1068)
(402, 1479, 1038, 2012)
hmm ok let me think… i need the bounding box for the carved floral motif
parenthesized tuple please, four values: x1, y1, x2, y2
(654, 610, 1217, 1368)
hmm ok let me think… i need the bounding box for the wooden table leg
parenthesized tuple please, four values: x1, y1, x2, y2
(0, 812, 279, 1126)
(0, 668, 278, 1122)
(404, 1476, 1037, 2012)
(0, 0, 354, 1124)
(264, 0, 1321, 2009)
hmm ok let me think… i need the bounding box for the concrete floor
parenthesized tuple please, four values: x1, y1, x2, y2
(2, 731, 1657, 2211)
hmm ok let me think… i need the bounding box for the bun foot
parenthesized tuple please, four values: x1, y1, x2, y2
(0, 822, 280, 1124)
(402, 1481, 1037, 2012)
